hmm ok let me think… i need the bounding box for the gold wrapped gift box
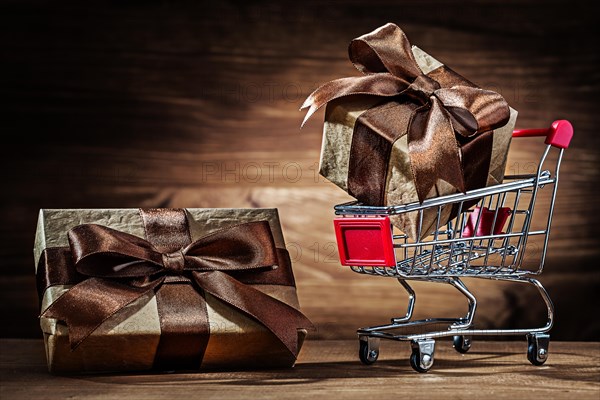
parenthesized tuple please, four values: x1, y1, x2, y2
(307, 24, 518, 240)
(34, 208, 310, 373)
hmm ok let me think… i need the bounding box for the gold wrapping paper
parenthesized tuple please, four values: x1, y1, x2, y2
(320, 46, 518, 239)
(34, 208, 307, 373)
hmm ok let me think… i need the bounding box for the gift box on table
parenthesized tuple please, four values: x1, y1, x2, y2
(302, 23, 518, 240)
(34, 208, 312, 373)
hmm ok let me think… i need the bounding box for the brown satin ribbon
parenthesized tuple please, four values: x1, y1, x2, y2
(36, 247, 296, 302)
(36, 247, 82, 304)
(140, 208, 209, 370)
(39, 209, 312, 367)
(302, 23, 510, 204)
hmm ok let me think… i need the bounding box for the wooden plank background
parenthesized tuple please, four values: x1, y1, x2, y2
(1, 1, 598, 340)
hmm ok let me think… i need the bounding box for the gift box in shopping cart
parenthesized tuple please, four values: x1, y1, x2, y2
(303, 22, 574, 373)
(302, 23, 518, 240)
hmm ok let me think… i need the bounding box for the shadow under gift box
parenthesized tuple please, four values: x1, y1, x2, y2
(319, 46, 518, 240)
(34, 208, 308, 373)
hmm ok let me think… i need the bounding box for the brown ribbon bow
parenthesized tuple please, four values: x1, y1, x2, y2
(41, 221, 312, 359)
(301, 23, 510, 203)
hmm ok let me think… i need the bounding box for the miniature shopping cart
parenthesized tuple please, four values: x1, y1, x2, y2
(333, 120, 573, 373)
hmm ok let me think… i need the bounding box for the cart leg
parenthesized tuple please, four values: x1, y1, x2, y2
(526, 278, 555, 332)
(447, 278, 477, 330)
(358, 336, 380, 365)
(410, 339, 435, 373)
(527, 333, 550, 366)
(391, 279, 416, 323)
(491, 276, 554, 334)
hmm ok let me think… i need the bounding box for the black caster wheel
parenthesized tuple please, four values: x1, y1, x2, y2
(409, 351, 431, 373)
(453, 335, 472, 354)
(527, 333, 550, 366)
(409, 339, 435, 373)
(359, 339, 379, 365)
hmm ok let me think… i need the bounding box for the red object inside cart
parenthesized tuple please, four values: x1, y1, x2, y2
(334, 217, 396, 267)
(462, 206, 512, 238)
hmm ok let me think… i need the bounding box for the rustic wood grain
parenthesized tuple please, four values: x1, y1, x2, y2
(1, 339, 599, 400)
(0, 1, 599, 340)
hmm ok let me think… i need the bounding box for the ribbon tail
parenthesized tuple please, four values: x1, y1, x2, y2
(408, 98, 465, 203)
(41, 277, 162, 350)
(300, 103, 319, 127)
(192, 271, 314, 358)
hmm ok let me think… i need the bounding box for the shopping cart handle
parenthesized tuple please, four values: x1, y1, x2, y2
(512, 120, 573, 149)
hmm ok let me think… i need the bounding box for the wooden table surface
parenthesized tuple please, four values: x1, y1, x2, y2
(1, 339, 598, 399)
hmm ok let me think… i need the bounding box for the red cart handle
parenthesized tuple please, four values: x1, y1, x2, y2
(512, 120, 573, 149)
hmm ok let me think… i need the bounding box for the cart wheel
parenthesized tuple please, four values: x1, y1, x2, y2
(409, 351, 430, 373)
(359, 339, 379, 365)
(527, 333, 550, 366)
(409, 339, 435, 373)
(453, 335, 472, 354)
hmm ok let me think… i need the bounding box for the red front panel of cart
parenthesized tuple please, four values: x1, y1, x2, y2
(333, 217, 396, 267)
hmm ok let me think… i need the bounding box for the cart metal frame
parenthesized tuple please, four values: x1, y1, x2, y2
(333, 120, 573, 372)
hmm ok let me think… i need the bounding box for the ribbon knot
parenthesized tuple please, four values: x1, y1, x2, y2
(162, 251, 186, 274)
(301, 23, 510, 203)
(405, 74, 441, 105)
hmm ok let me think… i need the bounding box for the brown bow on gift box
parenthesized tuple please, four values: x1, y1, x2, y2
(302, 23, 511, 204)
(40, 212, 313, 369)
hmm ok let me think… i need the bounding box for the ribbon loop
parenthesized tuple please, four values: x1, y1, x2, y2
(349, 22, 421, 78)
(68, 224, 163, 278)
(434, 86, 510, 136)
